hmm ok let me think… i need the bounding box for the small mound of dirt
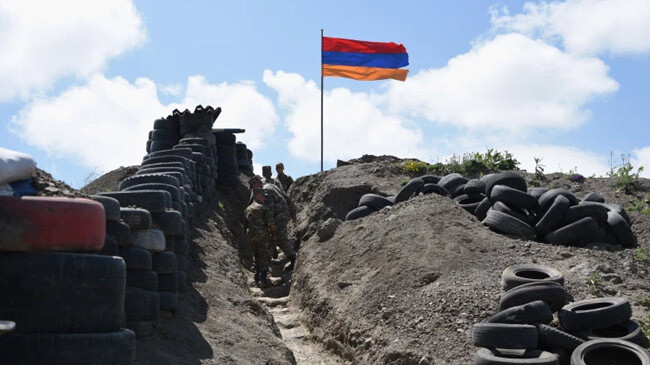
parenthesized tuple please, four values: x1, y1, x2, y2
(31, 168, 86, 197)
(81, 165, 138, 194)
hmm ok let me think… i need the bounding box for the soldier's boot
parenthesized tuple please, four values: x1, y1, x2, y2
(259, 270, 272, 288)
(285, 254, 296, 271)
(272, 246, 279, 259)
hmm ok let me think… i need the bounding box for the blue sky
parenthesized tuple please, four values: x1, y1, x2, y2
(1, 0, 649, 187)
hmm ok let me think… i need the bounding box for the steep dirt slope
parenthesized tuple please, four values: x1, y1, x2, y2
(287, 157, 650, 364)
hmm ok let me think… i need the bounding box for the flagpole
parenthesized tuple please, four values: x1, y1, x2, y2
(320, 28, 324, 172)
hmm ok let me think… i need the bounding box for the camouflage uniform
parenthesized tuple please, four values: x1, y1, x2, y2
(277, 172, 294, 191)
(263, 176, 285, 192)
(263, 183, 296, 258)
(244, 201, 273, 273)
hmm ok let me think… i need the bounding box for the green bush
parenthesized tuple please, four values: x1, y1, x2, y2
(406, 149, 520, 177)
(402, 160, 430, 175)
(608, 153, 643, 194)
(627, 194, 650, 216)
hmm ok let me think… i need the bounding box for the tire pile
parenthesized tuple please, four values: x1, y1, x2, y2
(471, 264, 649, 364)
(346, 171, 637, 248)
(215, 131, 239, 184)
(0, 196, 136, 364)
(235, 141, 254, 176)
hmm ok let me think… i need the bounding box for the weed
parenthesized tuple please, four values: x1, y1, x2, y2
(637, 295, 650, 309)
(549, 182, 558, 189)
(534, 157, 545, 180)
(608, 152, 643, 194)
(420, 149, 520, 177)
(402, 160, 430, 175)
(627, 194, 650, 216)
(400, 178, 410, 186)
(640, 316, 650, 340)
(634, 247, 648, 265)
(586, 272, 604, 295)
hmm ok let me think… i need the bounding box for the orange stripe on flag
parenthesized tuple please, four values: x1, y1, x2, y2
(322, 64, 408, 81)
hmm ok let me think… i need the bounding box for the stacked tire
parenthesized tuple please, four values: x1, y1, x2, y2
(235, 142, 254, 176)
(346, 171, 638, 248)
(0, 196, 135, 364)
(214, 131, 238, 185)
(147, 113, 181, 153)
(471, 264, 649, 364)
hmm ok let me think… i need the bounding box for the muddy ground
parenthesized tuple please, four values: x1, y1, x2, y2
(287, 156, 650, 364)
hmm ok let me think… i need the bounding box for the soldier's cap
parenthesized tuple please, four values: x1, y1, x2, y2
(262, 165, 272, 172)
(248, 175, 262, 186)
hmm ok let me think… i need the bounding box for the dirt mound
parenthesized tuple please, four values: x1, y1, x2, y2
(31, 168, 86, 197)
(287, 157, 650, 364)
(134, 176, 295, 364)
(80, 165, 138, 194)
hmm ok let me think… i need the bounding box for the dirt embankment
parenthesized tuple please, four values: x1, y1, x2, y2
(287, 156, 650, 364)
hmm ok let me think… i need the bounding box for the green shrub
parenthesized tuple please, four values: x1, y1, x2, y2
(627, 194, 650, 216)
(409, 149, 520, 177)
(608, 153, 643, 194)
(402, 160, 430, 175)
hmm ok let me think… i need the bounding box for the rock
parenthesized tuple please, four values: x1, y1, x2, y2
(317, 218, 341, 241)
(601, 273, 623, 284)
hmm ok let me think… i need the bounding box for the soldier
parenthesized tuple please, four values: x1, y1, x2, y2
(249, 175, 297, 270)
(276, 162, 294, 191)
(262, 165, 284, 191)
(244, 188, 274, 288)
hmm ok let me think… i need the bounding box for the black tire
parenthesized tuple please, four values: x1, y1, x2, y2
(501, 264, 564, 291)
(421, 183, 449, 197)
(119, 207, 152, 230)
(490, 185, 539, 210)
(464, 179, 486, 195)
(474, 197, 491, 221)
(99, 235, 119, 256)
(124, 289, 159, 321)
(487, 300, 553, 325)
(106, 220, 131, 246)
(157, 272, 179, 291)
(544, 217, 598, 245)
(438, 173, 468, 195)
(165, 235, 176, 251)
(0, 253, 125, 333)
(123, 183, 181, 203)
(118, 174, 180, 191)
(558, 297, 631, 331)
(119, 247, 152, 271)
(144, 147, 193, 161)
(499, 282, 568, 312)
(126, 321, 153, 339)
(579, 320, 649, 347)
(176, 254, 189, 273)
(99, 190, 172, 213)
(214, 132, 236, 145)
(528, 188, 549, 199)
(420, 175, 440, 184)
(137, 161, 186, 171)
(607, 211, 636, 247)
(537, 324, 584, 352)
(493, 201, 537, 227)
(131, 229, 166, 252)
(535, 195, 571, 235)
(345, 206, 375, 221)
(177, 270, 188, 292)
(159, 291, 178, 312)
(126, 270, 158, 291)
(358, 194, 393, 210)
(146, 139, 152, 153)
(485, 171, 527, 199)
(605, 203, 631, 225)
(582, 192, 605, 203)
(483, 209, 536, 239)
(570, 339, 650, 365)
(154, 116, 179, 129)
(179, 137, 210, 147)
(151, 210, 184, 236)
(562, 204, 609, 225)
(0, 329, 135, 365)
(175, 238, 190, 256)
(473, 323, 538, 350)
(90, 195, 120, 222)
(450, 183, 466, 198)
(141, 155, 190, 169)
(136, 170, 187, 187)
(475, 348, 559, 365)
(395, 178, 425, 203)
(453, 194, 483, 214)
(152, 252, 177, 274)
(151, 128, 180, 141)
(174, 143, 205, 154)
(137, 166, 186, 177)
(538, 189, 579, 212)
(150, 140, 176, 152)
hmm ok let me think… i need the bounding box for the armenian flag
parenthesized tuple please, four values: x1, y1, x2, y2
(322, 36, 409, 81)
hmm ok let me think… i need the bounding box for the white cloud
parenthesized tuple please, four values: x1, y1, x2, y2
(263, 70, 426, 164)
(159, 83, 183, 97)
(0, 0, 145, 101)
(491, 0, 650, 56)
(631, 147, 650, 178)
(384, 33, 618, 133)
(11, 74, 278, 172)
(170, 76, 278, 150)
(506, 144, 610, 176)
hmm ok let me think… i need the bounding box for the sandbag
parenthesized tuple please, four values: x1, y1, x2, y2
(0, 147, 36, 185)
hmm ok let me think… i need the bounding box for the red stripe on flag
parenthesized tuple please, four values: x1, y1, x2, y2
(323, 37, 406, 54)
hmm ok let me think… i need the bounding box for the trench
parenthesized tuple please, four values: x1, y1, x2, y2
(246, 251, 347, 365)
